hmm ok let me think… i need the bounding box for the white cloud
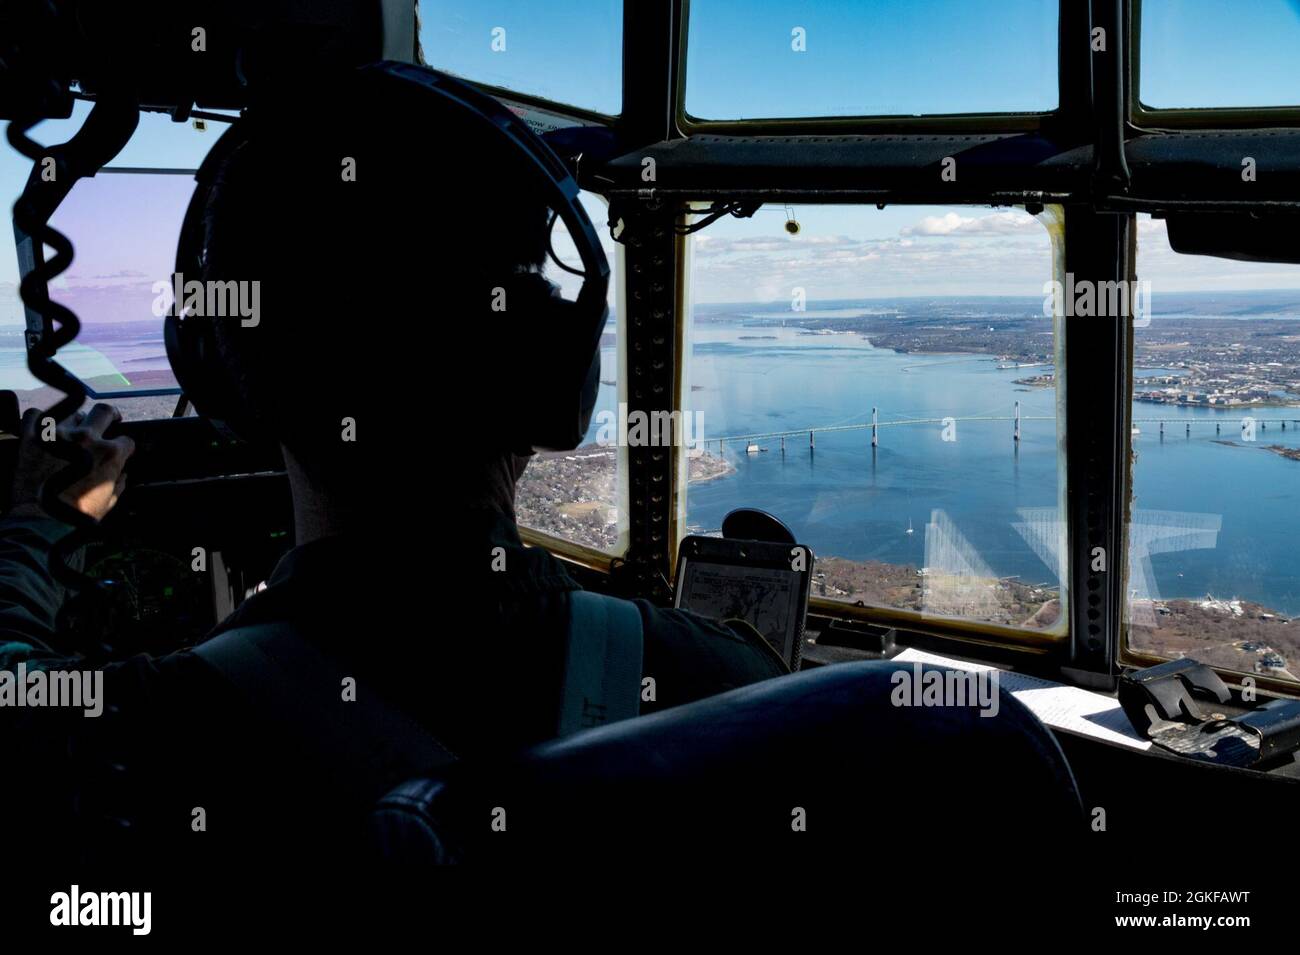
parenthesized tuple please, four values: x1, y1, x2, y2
(960, 211, 1042, 235)
(901, 212, 973, 236)
(694, 234, 863, 257)
(690, 229, 1053, 302)
(901, 210, 1040, 237)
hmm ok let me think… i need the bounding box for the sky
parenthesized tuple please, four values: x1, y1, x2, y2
(686, 205, 1055, 302)
(419, 0, 1300, 117)
(0, 104, 222, 307)
(4, 0, 1300, 328)
(1141, 0, 1300, 108)
(680, 206, 1300, 303)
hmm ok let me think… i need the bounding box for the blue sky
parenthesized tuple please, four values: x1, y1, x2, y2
(680, 206, 1300, 302)
(419, 1, 623, 115)
(419, 0, 1300, 117)
(685, 0, 1057, 118)
(418, 0, 1059, 117)
(5, 1, 1300, 322)
(1141, 0, 1300, 108)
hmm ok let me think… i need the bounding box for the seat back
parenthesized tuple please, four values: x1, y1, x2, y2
(366, 659, 1085, 863)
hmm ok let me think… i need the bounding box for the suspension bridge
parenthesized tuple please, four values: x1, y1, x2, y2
(699, 403, 1300, 452)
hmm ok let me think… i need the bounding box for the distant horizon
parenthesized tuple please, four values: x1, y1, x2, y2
(697, 288, 1300, 309)
(6, 283, 1300, 330)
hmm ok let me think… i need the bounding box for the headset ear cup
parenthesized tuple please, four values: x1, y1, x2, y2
(496, 278, 605, 452)
(168, 126, 258, 438)
(552, 299, 608, 451)
(167, 180, 219, 416)
(529, 300, 605, 452)
(164, 311, 226, 428)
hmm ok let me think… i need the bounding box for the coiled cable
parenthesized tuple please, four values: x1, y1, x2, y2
(6, 98, 139, 649)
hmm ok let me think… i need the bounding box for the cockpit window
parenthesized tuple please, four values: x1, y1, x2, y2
(682, 203, 1067, 635)
(418, 1, 623, 116)
(30, 172, 190, 412)
(2, 106, 219, 418)
(684, 0, 1059, 121)
(1139, 0, 1300, 110)
(1126, 214, 1300, 686)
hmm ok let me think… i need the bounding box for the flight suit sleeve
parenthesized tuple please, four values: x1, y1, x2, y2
(0, 515, 84, 657)
(633, 600, 789, 712)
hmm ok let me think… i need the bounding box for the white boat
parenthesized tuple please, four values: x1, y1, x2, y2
(906, 517, 914, 535)
(745, 443, 765, 454)
(1131, 426, 1141, 436)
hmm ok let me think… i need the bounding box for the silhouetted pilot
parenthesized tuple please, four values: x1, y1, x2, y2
(0, 70, 785, 867)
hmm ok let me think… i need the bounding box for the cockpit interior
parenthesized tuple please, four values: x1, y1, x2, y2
(2, 0, 1298, 937)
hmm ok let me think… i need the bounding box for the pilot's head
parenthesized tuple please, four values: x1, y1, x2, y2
(195, 82, 557, 514)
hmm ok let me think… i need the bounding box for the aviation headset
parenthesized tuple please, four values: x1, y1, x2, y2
(165, 60, 611, 452)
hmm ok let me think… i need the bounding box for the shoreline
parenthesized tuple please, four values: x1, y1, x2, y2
(1264, 444, 1300, 462)
(1135, 397, 1300, 410)
(687, 451, 736, 484)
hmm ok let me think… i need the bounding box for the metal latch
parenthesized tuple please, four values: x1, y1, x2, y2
(1119, 658, 1300, 767)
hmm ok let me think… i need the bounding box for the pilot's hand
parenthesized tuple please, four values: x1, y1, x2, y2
(9, 404, 136, 522)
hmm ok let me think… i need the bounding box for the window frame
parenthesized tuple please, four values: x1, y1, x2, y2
(675, 0, 1065, 135)
(519, 526, 621, 573)
(1129, 0, 1300, 130)
(1118, 216, 1300, 700)
(670, 200, 1073, 653)
(16, 166, 197, 403)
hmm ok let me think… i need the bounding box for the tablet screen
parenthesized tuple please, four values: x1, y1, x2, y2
(676, 559, 805, 665)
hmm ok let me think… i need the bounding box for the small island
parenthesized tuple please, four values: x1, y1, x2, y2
(1263, 444, 1300, 462)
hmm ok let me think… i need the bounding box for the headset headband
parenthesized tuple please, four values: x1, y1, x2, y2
(193, 61, 610, 331)
(365, 62, 610, 317)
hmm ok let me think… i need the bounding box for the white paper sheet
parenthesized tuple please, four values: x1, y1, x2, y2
(893, 648, 1151, 751)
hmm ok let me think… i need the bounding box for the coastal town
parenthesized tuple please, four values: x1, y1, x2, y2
(1129, 318, 1300, 409)
(514, 445, 733, 552)
(706, 305, 1300, 412)
(805, 308, 1300, 430)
